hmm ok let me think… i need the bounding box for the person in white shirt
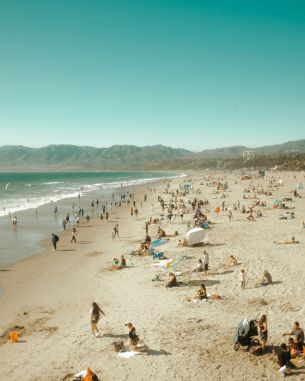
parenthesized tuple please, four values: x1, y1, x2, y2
(203, 251, 209, 275)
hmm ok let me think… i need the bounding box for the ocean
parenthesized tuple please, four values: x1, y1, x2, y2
(0, 171, 182, 266)
(0, 171, 179, 217)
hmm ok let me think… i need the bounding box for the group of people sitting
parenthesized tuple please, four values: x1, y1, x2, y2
(278, 322, 305, 377)
(112, 255, 126, 268)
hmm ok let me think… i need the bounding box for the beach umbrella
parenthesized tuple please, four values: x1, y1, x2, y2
(186, 227, 206, 245)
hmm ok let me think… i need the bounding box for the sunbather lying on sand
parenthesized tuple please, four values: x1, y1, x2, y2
(165, 272, 178, 288)
(157, 227, 178, 239)
(274, 236, 299, 244)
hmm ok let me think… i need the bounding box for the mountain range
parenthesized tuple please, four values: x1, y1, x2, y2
(0, 139, 304, 171)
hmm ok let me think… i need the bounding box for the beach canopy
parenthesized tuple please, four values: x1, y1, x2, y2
(186, 227, 206, 245)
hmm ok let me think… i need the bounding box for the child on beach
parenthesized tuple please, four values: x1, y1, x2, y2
(240, 269, 246, 290)
(90, 302, 105, 338)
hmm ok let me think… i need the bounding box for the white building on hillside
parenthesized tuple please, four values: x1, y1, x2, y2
(243, 150, 256, 161)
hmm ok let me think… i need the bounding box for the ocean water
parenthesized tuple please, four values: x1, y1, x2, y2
(0, 171, 179, 217)
(0, 171, 182, 267)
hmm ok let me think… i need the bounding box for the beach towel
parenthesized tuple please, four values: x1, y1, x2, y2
(118, 351, 140, 359)
(151, 259, 172, 267)
(152, 239, 167, 248)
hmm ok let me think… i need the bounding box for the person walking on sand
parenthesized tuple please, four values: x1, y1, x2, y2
(228, 209, 233, 222)
(51, 233, 59, 251)
(203, 251, 209, 275)
(114, 224, 119, 238)
(90, 302, 105, 338)
(240, 269, 246, 290)
(105, 211, 109, 222)
(71, 227, 76, 243)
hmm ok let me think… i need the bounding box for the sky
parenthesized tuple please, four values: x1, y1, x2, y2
(0, 0, 304, 151)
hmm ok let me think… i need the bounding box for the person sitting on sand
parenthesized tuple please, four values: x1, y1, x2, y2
(193, 259, 204, 272)
(177, 238, 189, 247)
(278, 343, 292, 377)
(283, 322, 304, 351)
(125, 323, 147, 351)
(157, 227, 166, 239)
(247, 212, 255, 221)
(261, 270, 272, 285)
(274, 236, 299, 245)
(121, 255, 126, 266)
(193, 283, 208, 300)
(165, 272, 178, 288)
(227, 255, 237, 267)
(113, 258, 119, 266)
(90, 302, 105, 338)
(126, 322, 140, 346)
(74, 367, 100, 381)
(145, 235, 152, 243)
(288, 337, 299, 358)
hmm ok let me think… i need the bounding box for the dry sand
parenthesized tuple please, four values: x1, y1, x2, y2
(1, 171, 305, 381)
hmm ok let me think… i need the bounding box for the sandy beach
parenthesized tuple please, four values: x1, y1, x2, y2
(1, 171, 305, 381)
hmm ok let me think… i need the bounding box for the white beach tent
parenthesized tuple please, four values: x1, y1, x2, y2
(186, 227, 207, 245)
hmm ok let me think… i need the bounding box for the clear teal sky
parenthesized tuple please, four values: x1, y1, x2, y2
(0, 0, 304, 151)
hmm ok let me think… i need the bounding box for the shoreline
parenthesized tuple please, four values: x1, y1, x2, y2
(0, 173, 184, 267)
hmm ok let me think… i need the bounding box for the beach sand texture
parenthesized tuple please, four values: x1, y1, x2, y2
(0, 171, 305, 381)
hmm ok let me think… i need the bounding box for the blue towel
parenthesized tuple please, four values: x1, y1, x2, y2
(152, 239, 167, 248)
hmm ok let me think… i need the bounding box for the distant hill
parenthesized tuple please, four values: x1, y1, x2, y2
(194, 139, 305, 159)
(0, 144, 193, 171)
(0, 139, 304, 171)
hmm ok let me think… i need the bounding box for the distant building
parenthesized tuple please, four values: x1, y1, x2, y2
(243, 150, 256, 161)
(216, 159, 224, 169)
(286, 150, 298, 157)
